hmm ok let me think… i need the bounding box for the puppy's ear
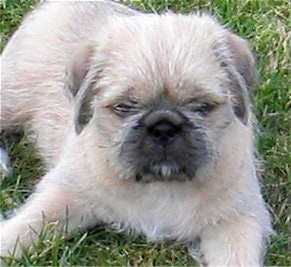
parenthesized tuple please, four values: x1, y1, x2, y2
(227, 33, 257, 90)
(222, 33, 257, 125)
(65, 44, 96, 134)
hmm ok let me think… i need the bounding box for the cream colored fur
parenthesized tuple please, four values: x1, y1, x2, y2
(0, 1, 271, 266)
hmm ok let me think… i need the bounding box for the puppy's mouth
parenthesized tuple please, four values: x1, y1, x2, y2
(135, 160, 191, 183)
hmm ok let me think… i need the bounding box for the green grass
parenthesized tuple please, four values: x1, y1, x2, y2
(1, 0, 290, 266)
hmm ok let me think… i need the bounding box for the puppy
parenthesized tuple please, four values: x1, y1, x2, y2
(0, 1, 272, 266)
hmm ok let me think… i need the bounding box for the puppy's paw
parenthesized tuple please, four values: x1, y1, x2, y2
(0, 220, 25, 262)
(0, 147, 12, 178)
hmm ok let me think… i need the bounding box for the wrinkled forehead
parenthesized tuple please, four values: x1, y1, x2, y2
(96, 14, 229, 104)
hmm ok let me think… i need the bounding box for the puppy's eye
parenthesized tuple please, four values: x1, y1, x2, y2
(189, 103, 217, 116)
(112, 102, 139, 118)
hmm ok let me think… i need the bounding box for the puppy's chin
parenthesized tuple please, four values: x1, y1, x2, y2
(134, 160, 192, 183)
(115, 154, 206, 183)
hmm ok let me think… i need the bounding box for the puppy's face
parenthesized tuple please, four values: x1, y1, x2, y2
(66, 14, 256, 183)
(103, 99, 230, 183)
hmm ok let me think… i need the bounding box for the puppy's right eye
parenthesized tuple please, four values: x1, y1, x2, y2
(112, 102, 139, 118)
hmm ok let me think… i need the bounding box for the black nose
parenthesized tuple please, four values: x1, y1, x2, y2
(148, 120, 181, 146)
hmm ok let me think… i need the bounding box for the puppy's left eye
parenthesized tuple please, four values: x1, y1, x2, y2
(189, 102, 217, 116)
(112, 102, 139, 118)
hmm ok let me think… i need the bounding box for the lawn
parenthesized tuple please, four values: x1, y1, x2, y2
(0, 0, 290, 266)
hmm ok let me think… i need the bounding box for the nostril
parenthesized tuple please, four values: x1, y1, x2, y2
(148, 121, 181, 146)
(166, 128, 175, 138)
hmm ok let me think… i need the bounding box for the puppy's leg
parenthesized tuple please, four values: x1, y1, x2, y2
(0, 57, 30, 177)
(189, 216, 267, 267)
(0, 80, 27, 131)
(0, 170, 94, 261)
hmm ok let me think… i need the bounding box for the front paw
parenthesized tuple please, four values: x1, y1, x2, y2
(0, 221, 17, 258)
(0, 220, 29, 262)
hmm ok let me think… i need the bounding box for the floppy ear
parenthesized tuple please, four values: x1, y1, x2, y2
(64, 44, 97, 134)
(222, 33, 257, 125)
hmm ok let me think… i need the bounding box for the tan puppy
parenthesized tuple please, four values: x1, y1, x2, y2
(0, 1, 272, 266)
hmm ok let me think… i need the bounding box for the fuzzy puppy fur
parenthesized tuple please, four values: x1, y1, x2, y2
(0, 1, 272, 266)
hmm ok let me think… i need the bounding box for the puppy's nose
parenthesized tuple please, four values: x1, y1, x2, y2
(148, 120, 181, 146)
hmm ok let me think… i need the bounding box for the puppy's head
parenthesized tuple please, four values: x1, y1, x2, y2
(65, 13, 257, 182)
